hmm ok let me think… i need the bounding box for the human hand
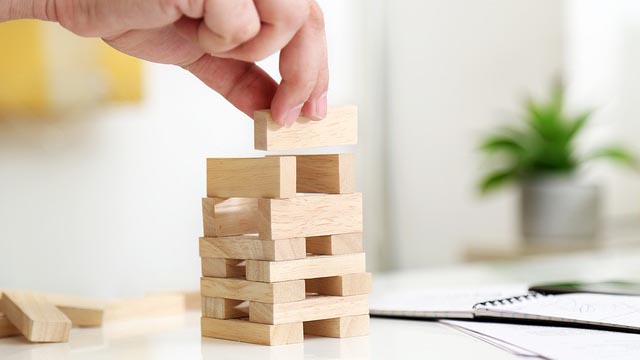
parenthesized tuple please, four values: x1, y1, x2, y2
(4, 0, 328, 125)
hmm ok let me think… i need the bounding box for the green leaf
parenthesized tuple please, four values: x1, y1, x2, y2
(479, 136, 525, 155)
(584, 146, 639, 169)
(479, 169, 518, 194)
(565, 111, 591, 141)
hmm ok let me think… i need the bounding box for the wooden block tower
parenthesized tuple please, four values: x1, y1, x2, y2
(199, 106, 370, 345)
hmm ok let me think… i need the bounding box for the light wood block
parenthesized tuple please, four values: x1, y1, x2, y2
(145, 290, 201, 311)
(254, 106, 358, 151)
(0, 312, 20, 338)
(303, 315, 370, 338)
(246, 253, 366, 283)
(200, 277, 305, 303)
(202, 297, 247, 319)
(201, 258, 246, 278)
(201, 317, 303, 346)
(104, 294, 186, 322)
(0, 291, 71, 342)
(258, 193, 363, 240)
(202, 197, 258, 237)
(296, 154, 355, 194)
(305, 273, 372, 296)
(249, 295, 369, 325)
(44, 293, 106, 327)
(199, 236, 306, 261)
(306, 233, 363, 255)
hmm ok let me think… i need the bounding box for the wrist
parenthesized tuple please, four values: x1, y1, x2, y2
(1, 0, 57, 22)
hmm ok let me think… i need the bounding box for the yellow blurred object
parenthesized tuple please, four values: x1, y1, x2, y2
(98, 41, 143, 103)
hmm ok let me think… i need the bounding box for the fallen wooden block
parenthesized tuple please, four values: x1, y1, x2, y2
(254, 106, 358, 151)
(306, 233, 363, 255)
(202, 197, 258, 237)
(44, 293, 106, 327)
(0, 312, 20, 338)
(206, 157, 296, 199)
(305, 273, 372, 296)
(202, 297, 247, 319)
(145, 290, 201, 311)
(296, 154, 355, 194)
(104, 294, 185, 322)
(200, 278, 305, 303)
(249, 295, 369, 325)
(303, 315, 370, 338)
(245, 253, 366, 283)
(201, 258, 246, 278)
(201, 317, 303, 346)
(258, 193, 363, 240)
(199, 236, 306, 261)
(0, 291, 71, 342)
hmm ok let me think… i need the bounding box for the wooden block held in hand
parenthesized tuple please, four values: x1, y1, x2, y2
(246, 253, 366, 283)
(44, 293, 106, 327)
(199, 236, 306, 261)
(202, 297, 247, 319)
(200, 277, 305, 303)
(206, 157, 296, 199)
(258, 193, 363, 240)
(296, 154, 355, 194)
(306, 233, 363, 255)
(254, 106, 358, 151)
(305, 273, 372, 296)
(304, 315, 370, 338)
(202, 198, 258, 237)
(201, 317, 303, 346)
(249, 295, 369, 325)
(0, 291, 71, 342)
(0, 312, 20, 338)
(201, 258, 246, 278)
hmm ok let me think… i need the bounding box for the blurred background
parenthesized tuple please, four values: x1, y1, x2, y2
(1, 0, 639, 297)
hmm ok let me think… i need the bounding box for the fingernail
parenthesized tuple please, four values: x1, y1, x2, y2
(315, 92, 327, 120)
(284, 103, 304, 126)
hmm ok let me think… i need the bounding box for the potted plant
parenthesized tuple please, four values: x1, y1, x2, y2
(478, 82, 638, 246)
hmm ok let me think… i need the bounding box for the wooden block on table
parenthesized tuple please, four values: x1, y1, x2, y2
(305, 273, 372, 296)
(304, 315, 370, 338)
(200, 277, 305, 303)
(201, 258, 246, 278)
(0, 291, 71, 342)
(258, 193, 363, 240)
(306, 233, 363, 255)
(206, 157, 296, 199)
(254, 106, 358, 151)
(202, 297, 247, 319)
(104, 294, 186, 322)
(199, 236, 306, 261)
(202, 197, 258, 237)
(0, 312, 20, 338)
(249, 295, 369, 325)
(246, 253, 366, 283)
(201, 317, 303, 346)
(296, 154, 355, 194)
(145, 290, 201, 311)
(44, 293, 106, 327)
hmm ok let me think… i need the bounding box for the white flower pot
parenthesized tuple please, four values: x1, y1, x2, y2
(520, 175, 602, 246)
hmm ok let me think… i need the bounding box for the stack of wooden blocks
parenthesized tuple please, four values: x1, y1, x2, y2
(199, 106, 371, 345)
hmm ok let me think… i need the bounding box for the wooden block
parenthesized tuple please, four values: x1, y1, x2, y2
(0, 291, 71, 342)
(254, 106, 358, 151)
(202, 297, 247, 319)
(199, 236, 306, 261)
(296, 154, 355, 194)
(201, 317, 303, 346)
(104, 294, 186, 322)
(258, 193, 363, 240)
(44, 293, 106, 327)
(246, 253, 366, 283)
(0, 312, 20, 338)
(206, 157, 296, 199)
(200, 277, 305, 303)
(201, 258, 246, 278)
(303, 315, 370, 338)
(306, 233, 363, 255)
(202, 197, 258, 237)
(249, 295, 369, 325)
(145, 290, 201, 311)
(305, 273, 372, 296)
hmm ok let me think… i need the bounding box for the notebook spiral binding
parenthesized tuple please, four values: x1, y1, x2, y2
(472, 291, 544, 309)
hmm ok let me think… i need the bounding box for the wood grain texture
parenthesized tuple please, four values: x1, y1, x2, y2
(202, 197, 258, 237)
(296, 154, 355, 194)
(249, 295, 369, 325)
(206, 157, 296, 199)
(258, 193, 363, 240)
(201, 297, 247, 319)
(0, 312, 20, 338)
(201, 317, 303, 345)
(306, 233, 363, 255)
(201, 258, 246, 278)
(305, 273, 372, 296)
(0, 291, 71, 342)
(303, 315, 370, 338)
(199, 236, 306, 261)
(254, 106, 358, 151)
(44, 293, 106, 327)
(246, 253, 366, 283)
(200, 277, 305, 303)
(104, 294, 186, 322)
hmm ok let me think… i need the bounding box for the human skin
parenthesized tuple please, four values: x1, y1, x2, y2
(0, 0, 328, 125)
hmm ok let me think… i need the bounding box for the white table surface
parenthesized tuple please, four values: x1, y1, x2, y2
(2, 244, 640, 359)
